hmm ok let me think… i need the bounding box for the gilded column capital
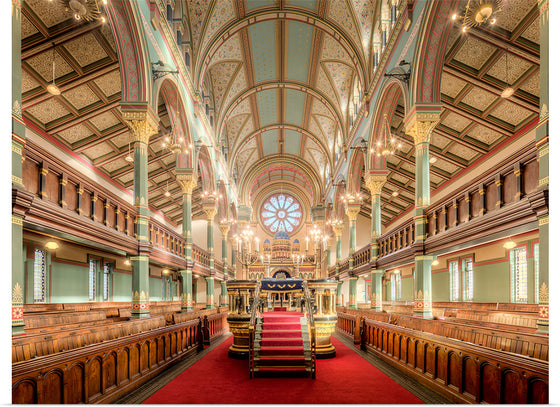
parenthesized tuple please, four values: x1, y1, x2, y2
(345, 203, 361, 221)
(202, 203, 217, 221)
(404, 113, 440, 146)
(123, 111, 158, 144)
(218, 224, 230, 236)
(365, 174, 387, 196)
(176, 174, 197, 194)
(332, 224, 344, 238)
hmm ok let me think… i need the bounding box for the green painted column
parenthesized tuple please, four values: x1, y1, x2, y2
(405, 116, 439, 319)
(12, 0, 25, 335)
(366, 173, 387, 312)
(203, 201, 217, 308)
(231, 242, 237, 279)
(349, 277, 358, 308)
(536, 0, 549, 333)
(219, 223, 230, 307)
(206, 277, 215, 309)
(124, 113, 158, 318)
(177, 174, 196, 312)
(332, 224, 344, 306)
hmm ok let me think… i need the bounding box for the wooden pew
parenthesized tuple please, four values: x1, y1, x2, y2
(12, 316, 166, 363)
(12, 317, 207, 404)
(360, 318, 548, 404)
(24, 310, 107, 331)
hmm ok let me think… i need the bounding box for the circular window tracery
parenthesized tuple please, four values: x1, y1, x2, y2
(260, 193, 302, 234)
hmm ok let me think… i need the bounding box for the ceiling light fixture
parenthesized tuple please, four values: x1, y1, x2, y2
(429, 156, 437, 164)
(57, 0, 107, 23)
(503, 238, 516, 250)
(125, 142, 134, 163)
(391, 190, 399, 197)
(501, 49, 515, 98)
(453, 0, 503, 32)
(45, 241, 59, 250)
(164, 180, 171, 198)
(432, 259, 440, 266)
(160, 76, 192, 156)
(46, 43, 61, 96)
(372, 114, 401, 158)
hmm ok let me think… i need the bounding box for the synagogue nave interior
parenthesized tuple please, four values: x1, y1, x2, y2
(8, 0, 553, 404)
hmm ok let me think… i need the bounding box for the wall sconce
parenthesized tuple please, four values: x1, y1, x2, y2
(432, 259, 440, 266)
(503, 238, 516, 250)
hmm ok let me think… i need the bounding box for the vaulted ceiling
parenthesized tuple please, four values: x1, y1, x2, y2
(20, 0, 541, 230)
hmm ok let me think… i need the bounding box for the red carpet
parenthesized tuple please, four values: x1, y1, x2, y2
(143, 336, 423, 404)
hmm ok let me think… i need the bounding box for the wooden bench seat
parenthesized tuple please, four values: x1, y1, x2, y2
(12, 316, 166, 363)
(24, 310, 107, 331)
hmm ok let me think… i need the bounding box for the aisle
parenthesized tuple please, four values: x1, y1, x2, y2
(142, 335, 423, 404)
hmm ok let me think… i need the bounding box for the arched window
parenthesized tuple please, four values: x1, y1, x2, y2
(33, 248, 46, 303)
(88, 259, 97, 301)
(260, 193, 302, 234)
(166, 4, 173, 23)
(103, 262, 112, 301)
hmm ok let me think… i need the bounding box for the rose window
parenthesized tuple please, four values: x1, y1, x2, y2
(260, 193, 302, 234)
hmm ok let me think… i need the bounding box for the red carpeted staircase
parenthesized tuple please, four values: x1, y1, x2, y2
(253, 310, 312, 377)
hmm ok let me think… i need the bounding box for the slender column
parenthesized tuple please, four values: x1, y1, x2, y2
(124, 113, 158, 318)
(203, 201, 217, 309)
(479, 184, 486, 216)
(332, 224, 344, 306)
(495, 174, 503, 209)
(230, 238, 238, 279)
(345, 203, 361, 272)
(536, 0, 549, 333)
(219, 224, 230, 308)
(366, 174, 387, 312)
(405, 115, 439, 319)
(348, 277, 358, 308)
(177, 173, 196, 312)
(12, 0, 26, 334)
(326, 237, 333, 268)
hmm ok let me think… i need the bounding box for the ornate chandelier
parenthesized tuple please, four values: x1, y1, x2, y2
(452, 0, 503, 33)
(371, 114, 401, 158)
(56, 0, 108, 23)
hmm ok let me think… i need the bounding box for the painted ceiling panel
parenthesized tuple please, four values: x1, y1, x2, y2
(285, 129, 302, 155)
(227, 114, 250, 148)
(187, 0, 212, 51)
(200, 0, 237, 55)
(320, 35, 353, 66)
(324, 61, 354, 113)
(286, 21, 313, 83)
(285, 89, 305, 127)
(350, 0, 376, 60)
(316, 66, 339, 107)
(209, 61, 240, 114)
(222, 67, 248, 112)
(326, 1, 362, 49)
(238, 117, 255, 145)
(261, 129, 279, 155)
(246, 0, 276, 11)
(208, 33, 243, 66)
(250, 21, 277, 83)
(285, 0, 317, 11)
(257, 89, 278, 126)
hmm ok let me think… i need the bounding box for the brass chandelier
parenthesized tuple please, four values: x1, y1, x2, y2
(452, 0, 503, 32)
(55, 0, 108, 23)
(371, 114, 401, 158)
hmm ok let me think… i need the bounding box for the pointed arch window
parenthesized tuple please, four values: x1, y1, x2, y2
(260, 193, 302, 235)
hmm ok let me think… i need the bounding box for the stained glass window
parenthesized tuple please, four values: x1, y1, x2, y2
(33, 249, 46, 303)
(463, 258, 473, 302)
(103, 263, 112, 302)
(89, 260, 96, 301)
(510, 247, 528, 303)
(450, 260, 459, 301)
(391, 273, 401, 301)
(260, 193, 302, 234)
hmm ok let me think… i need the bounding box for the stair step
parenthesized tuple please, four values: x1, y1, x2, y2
(261, 330, 302, 338)
(261, 338, 303, 347)
(257, 356, 306, 366)
(259, 346, 304, 356)
(262, 323, 301, 330)
(262, 316, 301, 323)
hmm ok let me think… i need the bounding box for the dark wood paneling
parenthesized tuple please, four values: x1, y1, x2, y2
(66, 182, 77, 211)
(503, 172, 516, 204)
(486, 182, 497, 210)
(43, 370, 63, 403)
(524, 160, 538, 194)
(95, 199, 104, 223)
(82, 191, 91, 218)
(12, 380, 36, 404)
(87, 357, 102, 402)
(65, 363, 85, 404)
(45, 172, 59, 204)
(458, 199, 467, 224)
(471, 192, 481, 218)
(22, 159, 39, 195)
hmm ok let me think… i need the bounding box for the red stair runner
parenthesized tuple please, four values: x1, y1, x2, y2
(256, 311, 307, 376)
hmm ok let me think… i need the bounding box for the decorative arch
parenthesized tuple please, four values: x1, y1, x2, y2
(409, 0, 460, 105)
(217, 181, 228, 221)
(153, 76, 195, 169)
(347, 148, 365, 195)
(196, 145, 216, 193)
(367, 78, 408, 170)
(333, 177, 346, 220)
(106, 1, 152, 105)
